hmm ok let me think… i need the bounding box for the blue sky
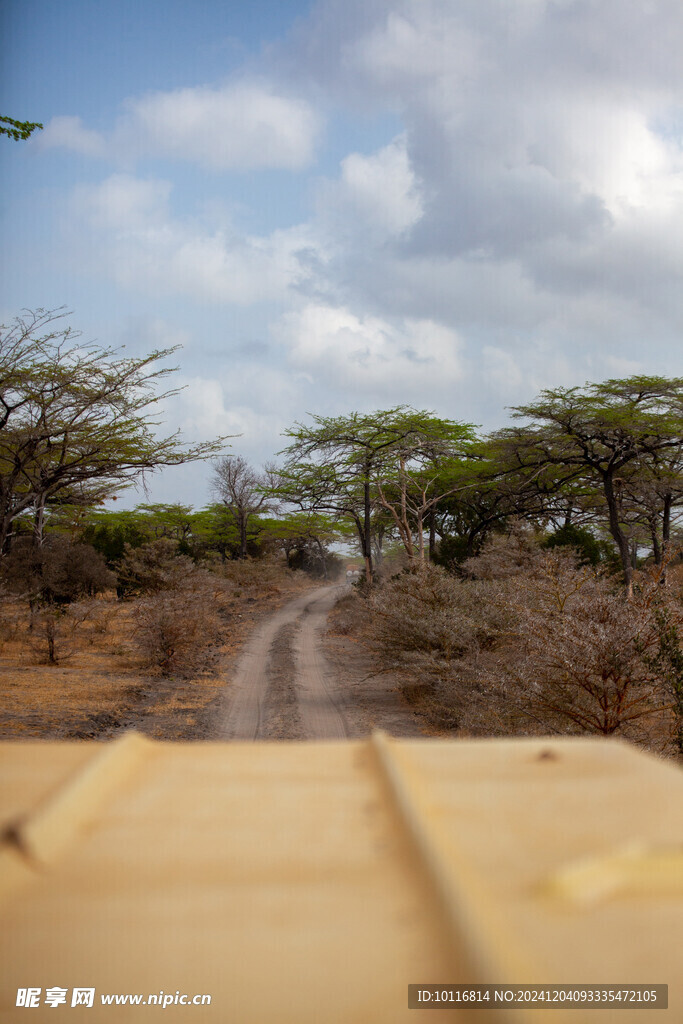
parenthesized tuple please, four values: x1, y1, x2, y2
(2, 0, 683, 508)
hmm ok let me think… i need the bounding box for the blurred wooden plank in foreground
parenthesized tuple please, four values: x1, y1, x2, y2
(1, 734, 681, 1022)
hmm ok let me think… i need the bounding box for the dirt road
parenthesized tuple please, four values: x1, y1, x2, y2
(216, 584, 349, 740)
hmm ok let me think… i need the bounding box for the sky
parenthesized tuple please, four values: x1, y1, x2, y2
(2, 0, 683, 509)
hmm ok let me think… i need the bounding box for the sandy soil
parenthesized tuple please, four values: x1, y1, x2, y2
(0, 577, 428, 742)
(215, 584, 349, 739)
(213, 583, 427, 741)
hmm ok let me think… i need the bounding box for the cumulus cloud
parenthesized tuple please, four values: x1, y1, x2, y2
(70, 173, 315, 304)
(279, 303, 462, 398)
(151, 369, 308, 495)
(287, 0, 683, 261)
(37, 115, 106, 158)
(120, 80, 320, 170)
(41, 79, 320, 171)
(169, 374, 294, 446)
(316, 134, 423, 245)
(275, 0, 683, 398)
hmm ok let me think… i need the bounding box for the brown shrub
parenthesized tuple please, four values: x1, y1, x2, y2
(132, 585, 222, 679)
(2, 535, 115, 604)
(116, 539, 195, 596)
(218, 554, 300, 598)
(364, 537, 683, 752)
(27, 600, 104, 664)
(460, 522, 547, 580)
(471, 552, 679, 743)
(328, 590, 371, 636)
(368, 562, 507, 673)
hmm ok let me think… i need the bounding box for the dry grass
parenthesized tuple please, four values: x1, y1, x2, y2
(0, 598, 147, 738)
(0, 558, 313, 740)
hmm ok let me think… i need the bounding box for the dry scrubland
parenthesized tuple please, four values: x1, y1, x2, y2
(0, 556, 312, 740)
(331, 531, 683, 759)
(2, 527, 683, 755)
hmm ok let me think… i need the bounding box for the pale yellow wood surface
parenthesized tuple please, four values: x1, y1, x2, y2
(383, 736, 683, 1021)
(0, 735, 681, 1023)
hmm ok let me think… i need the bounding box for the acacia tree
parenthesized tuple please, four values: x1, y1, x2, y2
(0, 308, 230, 551)
(211, 456, 271, 560)
(496, 376, 683, 592)
(370, 412, 476, 561)
(279, 410, 412, 582)
(429, 454, 529, 562)
(273, 457, 371, 575)
(278, 408, 477, 580)
(613, 448, 683, 569)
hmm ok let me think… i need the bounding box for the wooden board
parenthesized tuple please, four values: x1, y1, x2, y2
(1, 734, 682, 1022)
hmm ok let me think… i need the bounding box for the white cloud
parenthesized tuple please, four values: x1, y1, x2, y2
(481, 346, 526, 397)
(350, 8, 481, 90)
(291, 0, 683, 256)
(41, 79, 320, 171)
(154, 369, 307, 482)
(36, 115, 105, 158)
(279, 303, 462, 397)
(170, 376, 288, 444)
(79, 174, 172, 230)
(120, 80, 320, 170)
(277, 0, 683, 389)
(71, 174, 314, 304)
(316, 134, 423, 244)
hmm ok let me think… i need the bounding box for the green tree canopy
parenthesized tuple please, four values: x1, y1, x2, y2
(495, 375, 683, 590)
(277, 408, 477, 576)
(0, 308, 230, 551)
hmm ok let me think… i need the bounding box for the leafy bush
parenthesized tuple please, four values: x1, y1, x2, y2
(82, 517, 149, 565)
(543, 523, 604, 565)
(432, 533, 471, 570)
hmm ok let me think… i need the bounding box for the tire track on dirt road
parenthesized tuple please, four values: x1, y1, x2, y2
(215, 584, 348, 740)
(293, 586, 349, 739)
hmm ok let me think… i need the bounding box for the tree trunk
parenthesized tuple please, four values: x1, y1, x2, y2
(660, 492, 673, 585)
(363, 466, 373, 583)
(428, 510, 436, 561)
(46, 617, 57, 664)
(372, 524, 385, 567)
(603, 472, 632, 595)
(651, 519, 661, 566)
(1, 516, 13, 555)
(663, 492, 672, 549)
(630, 540, 638, 570)
(33, 495, 46, 547)
(417, 512, 425, 560)
(352, 515, 372, 584)
(314, 536, 328, 579)
(239, 516, 248, 560)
